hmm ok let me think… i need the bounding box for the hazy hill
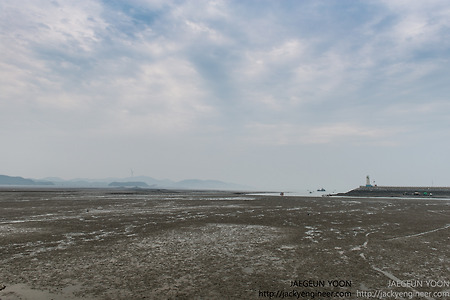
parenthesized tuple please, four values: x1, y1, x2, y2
(5, 174, 249, 190)
(45, 176, 247, 190)
(108, 181, 150, 187)
(0, 175, 54, 186)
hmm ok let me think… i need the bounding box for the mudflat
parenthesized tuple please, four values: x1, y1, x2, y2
(0, 189, 449, 299)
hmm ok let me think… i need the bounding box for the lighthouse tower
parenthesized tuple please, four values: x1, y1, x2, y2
(366, 175, 372, 187)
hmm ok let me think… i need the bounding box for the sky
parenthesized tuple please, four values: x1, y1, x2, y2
(1, 0, 450, 191)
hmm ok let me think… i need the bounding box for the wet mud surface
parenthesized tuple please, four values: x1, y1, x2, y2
(0, 189, 449, 299)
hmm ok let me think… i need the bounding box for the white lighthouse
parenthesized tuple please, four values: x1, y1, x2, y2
(366, 175, 372, 187)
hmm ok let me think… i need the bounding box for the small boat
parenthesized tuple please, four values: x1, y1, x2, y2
(317, 188, 326, 192)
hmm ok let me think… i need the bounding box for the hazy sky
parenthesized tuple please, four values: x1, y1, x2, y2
(2, 0, 450, 191)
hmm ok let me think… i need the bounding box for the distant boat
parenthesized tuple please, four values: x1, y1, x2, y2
(317, 188, 326, 192)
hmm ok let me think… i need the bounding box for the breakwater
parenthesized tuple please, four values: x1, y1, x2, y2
(335, 186, 450, 198)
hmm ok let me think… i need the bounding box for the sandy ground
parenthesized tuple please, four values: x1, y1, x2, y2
(0, 189, 449, 299)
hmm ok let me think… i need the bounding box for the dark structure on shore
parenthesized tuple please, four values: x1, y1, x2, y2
(336, 185, 450, 198)
(335, 175, 450, 198)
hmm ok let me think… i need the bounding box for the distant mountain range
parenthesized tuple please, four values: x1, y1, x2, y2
(0, 175, 54, 186)
(0, 174, 249, 190)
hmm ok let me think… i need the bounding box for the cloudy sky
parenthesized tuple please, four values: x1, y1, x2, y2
(1, 0, 450, 191)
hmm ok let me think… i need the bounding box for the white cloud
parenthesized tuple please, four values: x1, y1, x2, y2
(384, 101, 450, 119)
(1, 0, 106, 52)
(89, 57, 216, 136)
(304, 123, 400, 145)
(371, 0, 450, 55)
(244, 122, 400, 146)
(0, 0, 108, 111)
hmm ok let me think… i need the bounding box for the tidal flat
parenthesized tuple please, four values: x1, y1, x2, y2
(0, 189, 449, 299)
